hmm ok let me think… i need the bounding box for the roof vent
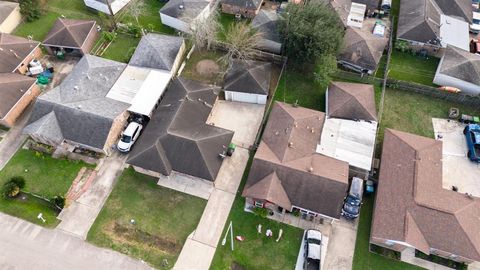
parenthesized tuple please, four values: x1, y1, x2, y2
(294, 122, 298, 128)
(288, 142, 293, 148)
(310, 128, 314, 133)
(307, 166, 313, 173)
(274, 131, 279, 135)
(76, 105, 82, 110)
(74, 85, 79, 91)
(179, 4, 184, 9)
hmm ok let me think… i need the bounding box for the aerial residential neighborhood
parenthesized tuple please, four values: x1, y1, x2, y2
(0, 0, 480, 269)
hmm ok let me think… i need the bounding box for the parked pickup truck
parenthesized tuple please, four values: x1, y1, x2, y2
(304, 230, 322, 270)
(464, 124, 480, 162)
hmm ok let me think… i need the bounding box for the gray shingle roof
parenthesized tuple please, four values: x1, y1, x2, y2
(24, 55, 128, 150)
(397, 0, 472, 44)
(252, 9, 281, 43)
(0, 1, 17, 24)
(127, 77, 234, 181)
(224, 60, 271, 95)
(160, 0, 210, 23)
(128, 33, 184, 71)
(437, 45, 480, 85)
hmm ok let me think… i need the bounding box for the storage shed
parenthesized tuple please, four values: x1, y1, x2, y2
(224, 60, 271, 105)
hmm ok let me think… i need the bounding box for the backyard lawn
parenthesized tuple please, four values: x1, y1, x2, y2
(182, 50, 228, 85)
(210, 157, 303, 270)
(388, 51, 440, 86)
(119, 0, 174, 34)
(87, 168, 207, 269)
(0, 149, 90, 227)
(101, 33, 140, 63)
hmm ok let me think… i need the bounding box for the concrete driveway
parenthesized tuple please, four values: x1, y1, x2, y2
(295, 230, 329, 270)
(322, 218, 358, 270)
(432, 118, 480, 197)
(207, 100, 265, 149)
(0, 212, 153, 270)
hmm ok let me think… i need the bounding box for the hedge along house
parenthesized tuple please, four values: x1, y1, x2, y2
(0, 1, 21, 34)
(0, 33, 41, 75)
(223, 60, 271, 105)
(42, 18, 99, 56)
(397, 0, 471, 55)
(83, 0, 131, 15)
(126, 77, 234, 182)
(221, 0, 263, 18)
(371, 129, 480, 267)
(433, 45, 480, 96)
(316, 81, 377, 178)
(242, 102, 349, 223)
(0, 73, 39, 128)
(251, 9, 282, 55)
(159, 0, 213, 33)
(23, 55, 128, 155)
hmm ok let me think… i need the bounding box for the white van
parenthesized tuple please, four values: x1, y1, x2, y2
(117, 122, 143, 153)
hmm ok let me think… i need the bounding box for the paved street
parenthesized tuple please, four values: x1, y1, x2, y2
(57, 153, 127, 239)
(0, 212, 153, 270)
(0, 105, 32, 170)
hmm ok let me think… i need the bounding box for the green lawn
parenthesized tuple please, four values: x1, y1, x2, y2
(120, 0, 174, 34)
(388, 51, 440, 86)
(210, 157, 304, 270)
(87, 168, 207, 269)
(101, 33, 140, 63)
(352, 195, 424, 270)
(182, 50, 228, 85)
(0, 149, 89, 227)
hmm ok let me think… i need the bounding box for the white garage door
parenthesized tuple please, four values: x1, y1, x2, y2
(225, 91, 266, 104)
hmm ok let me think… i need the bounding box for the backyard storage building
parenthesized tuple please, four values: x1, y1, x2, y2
(433, 45, 480, 95)
(221, 0, 263, 18)
(224, 60, 271, 105)
(159, 0, 212, 33)
(0, 33, 41, 74)
(0, 1, 21, 33)
(127, 77, 234, 181)
(24, 55, 128, 155)
(251, 10, 282, 54)
(83, 0, 131, 15)
(43, 18, 99, 56)
(0, 73, 39, 127)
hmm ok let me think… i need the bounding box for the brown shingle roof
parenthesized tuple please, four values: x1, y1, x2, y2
(43, 18, 96, 48)
(242, 102, 349, 218)
(0, 73, 36, 119)
(371, 129, 480, 261)
(327, 81, 377, 121)
(0, 33, 40, 73)
(243, 172, 292, 210)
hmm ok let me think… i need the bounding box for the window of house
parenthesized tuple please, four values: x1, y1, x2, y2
(254, 201, 263, 208)
(385, 240, 395, 246)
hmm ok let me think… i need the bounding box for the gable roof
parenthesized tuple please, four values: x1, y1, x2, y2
(24, 55, 128, 150)
(127, 77, 234, 181)
(0, 1, 18, 24)
(338, 26, 388, 72)
(327, 81, 377, 121)
(0, 33, 40, 73)
(243, 102, 349, 218)
(397, 0, 471, 44)
(43, 18, 96, 48)
(129, 33, 184, 71)
(437, 45, 480, 86)
(160, 0, 210, 23)
(224, 60, 271, 95)
(0, 73, 36, 119)
(221, 0, 262, 10)
(371, 129, 480, 261)
(251, 9, 281, 43)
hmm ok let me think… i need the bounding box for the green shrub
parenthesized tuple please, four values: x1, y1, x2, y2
(1, 177, 26, 199)
(51, 195, 65, 209)
(102, 31, 117, 42)
(253, 207, 268, 218)
(9, 176, 26, 189)
(19, 0, 42, 22)
(126, 23, 142, 38)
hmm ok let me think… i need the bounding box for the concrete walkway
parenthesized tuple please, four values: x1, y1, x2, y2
(0, 105, 32, 170)
(173, 147, 250, 270)
(57, 153, 127, 239)
(0, 212, 153, 270)
(323, 219, 358, 270)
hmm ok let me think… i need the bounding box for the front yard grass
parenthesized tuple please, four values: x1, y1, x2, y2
(388, 51, 440, 86)
(0, 149, 90, 227)
(210, 157, 304, 270)
(87, 168, 207, 269)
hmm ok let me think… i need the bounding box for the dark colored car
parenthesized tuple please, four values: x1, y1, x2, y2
(464, 124, 480, 162)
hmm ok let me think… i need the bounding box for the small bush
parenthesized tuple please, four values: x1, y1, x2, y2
(19, 0, 42, 22)
(51, 195, 65, 209)
(1, 177, 26, 199)
(10, 176, 26, 189)
(253, 207, 268, 218)
(126, 23, 142, 38)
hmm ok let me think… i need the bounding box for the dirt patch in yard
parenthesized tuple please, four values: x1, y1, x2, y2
(105, 221, 181, 255)
(196, 59, 220, 77)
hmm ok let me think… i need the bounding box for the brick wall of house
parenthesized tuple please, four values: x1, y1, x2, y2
(103, 111, 129, 155)
(132, 165, 162, 178)
(80, 26, 99, 55)
(0, 84, 40, 127)
(15, 46, 42, 74)
(221, 3, 261, 18)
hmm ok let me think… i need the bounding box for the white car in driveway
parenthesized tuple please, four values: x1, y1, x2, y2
(471, 10, 480, 34)
(304, 230, 322, 270)
(117, 122, 143, 153)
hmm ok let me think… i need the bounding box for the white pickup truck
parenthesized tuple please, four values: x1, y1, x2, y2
(304, 230, 322, 270)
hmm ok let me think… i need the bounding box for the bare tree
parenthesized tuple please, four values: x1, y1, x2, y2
(221, 21, 263, 62)
(129, 0, 145, 26)
(189, 4, 221, 50)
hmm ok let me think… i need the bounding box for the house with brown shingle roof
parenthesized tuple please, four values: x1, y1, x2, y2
(42, 18, 99, 56)
(0, 33, 41, 74)
(371, 129, 480, 266)
(0, 73, 40, 127)
(242, 101, 350, 221)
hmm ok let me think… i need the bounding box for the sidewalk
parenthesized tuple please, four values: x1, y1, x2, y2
(57, 152, 127, 239)
(0, 212, 153, 270)
(0, 105, 32, 170)
(173, 147, 249, 270)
